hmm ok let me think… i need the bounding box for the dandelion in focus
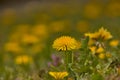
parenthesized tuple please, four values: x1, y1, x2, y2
(52, 36, 80, 51)
(49, 71, 68, 80)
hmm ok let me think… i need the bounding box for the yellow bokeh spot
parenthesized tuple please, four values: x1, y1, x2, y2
(109, 40, 119, 47)
(98, 53, 105, 59)
(83, 3, 102, 19)
(76, 21, 89, 33)
(4, 42, 22, 53)
(21, 34, 39, 45)
(32, 24, 48, 39)
(15, 55, 32, 64)
(96, 47, 104, 53)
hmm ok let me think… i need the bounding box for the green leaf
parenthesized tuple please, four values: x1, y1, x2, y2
(81, 36, 89, 49)
(91, 73, 104, 80)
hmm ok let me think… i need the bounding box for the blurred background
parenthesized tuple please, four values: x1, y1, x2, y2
(0, 0, 120, 79)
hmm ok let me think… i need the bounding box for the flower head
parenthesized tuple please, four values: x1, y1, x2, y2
(98, 27, 112, 40)
(15, 55, 32, 64)
(49, 71, 68, 80)
(98, 53, 105, 59)
(85, 27, 112, 41)
(21, 34, 39, 45)
(4, 42, 22, 53)
(109, 40, 119, 47)
(52, 36, 80, 51)
(89, 46, 104, 55)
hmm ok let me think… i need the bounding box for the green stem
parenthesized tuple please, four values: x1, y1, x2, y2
(65, 51, 73, 72)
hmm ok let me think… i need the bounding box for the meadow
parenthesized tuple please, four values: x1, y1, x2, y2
(0, 0, 120, 80)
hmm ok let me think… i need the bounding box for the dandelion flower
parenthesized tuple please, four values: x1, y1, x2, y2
(49, 71, 68, 80)
(15, 55, 32, 64)
(98, 53, 105, 59)
(52, 36, 80, 51)
(21, 34, 39, 45)
(32, 24, 48, 38)
(89, 46, 96, 54)
(109, 40, 119, 47)
(85, 27, 112, 41)
(4, 42, 22, 53)
(89, 46, 104, 55)
(96, 47, 104, 53)
(98, 27, 112, 40)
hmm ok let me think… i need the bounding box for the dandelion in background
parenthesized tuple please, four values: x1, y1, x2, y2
(49, 71, 68, 80)
(98, 53, 105, 59)
(76, 20, 89, 33)
(85, 27, 112, 46)
(31, 24, 48, 39)
(15, 55, 32, 64)
(109, 40, 119, 47)
(83, 3, 102, 19)
(52, 36, 80, 51)
(85, 27, 112, 41)
(21, 34, 39, 45)
(49, 21, 65, 33)
(4, 42, 22, 53)
(89, 46, 104, 54)
(89, 45, 112, 59)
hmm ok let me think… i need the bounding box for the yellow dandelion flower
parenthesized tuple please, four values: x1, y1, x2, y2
(96, 47, 104, 53)
(15, 55, 32, 64)
(52, 36, 80, 51)
(109, 40, 119, 47)
(49, 71, 68, 80)
(31, 24, 48, 39)
(21, 34, 39, 45)
(98, 53, 105, 59)
(85, 32, 99, 45)
(89, 46, 96, 54)
(4, 42, 22, 53)
(85, 27, 112, 41)
(98, 27, 112, 40)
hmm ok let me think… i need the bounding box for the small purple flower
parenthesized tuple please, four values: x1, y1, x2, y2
(47, 54, 62, 67)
